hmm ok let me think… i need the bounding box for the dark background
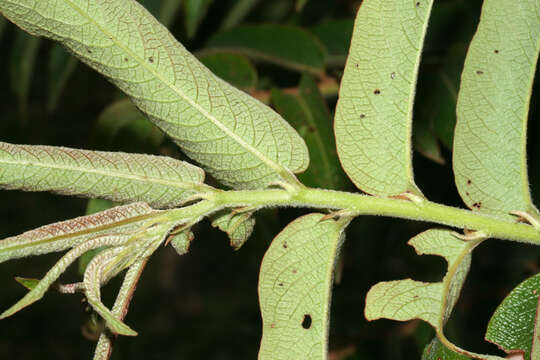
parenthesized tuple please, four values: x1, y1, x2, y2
(0, 0, 539, 359)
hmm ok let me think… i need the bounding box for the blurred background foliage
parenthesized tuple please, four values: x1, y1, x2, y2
(0, 0, 539, 359)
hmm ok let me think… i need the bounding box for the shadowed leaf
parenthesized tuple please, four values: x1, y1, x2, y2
(199, 52, 258, 91)
(48, 44, 78, 113)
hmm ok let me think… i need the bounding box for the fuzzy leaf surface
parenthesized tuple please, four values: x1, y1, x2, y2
(211, 210, 255, 250)
(0, 0, 308, 189)
(258, 214, 347, 360)
(0, 202, 158, 263)
(334, 0, 433, 196)
(0, 142, 204, 208)
(485, 273, 540, 360)
(453, 0, 540, 221)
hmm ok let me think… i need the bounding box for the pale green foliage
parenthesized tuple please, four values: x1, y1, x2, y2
(365, 230, 477, 327)
(0, 202, 158, 263)
(0, 142, 205, 208)
(453, 0, 540, 222)
(0, 0, 309, 190)
(258, 214, 348, 360)
(211, 210, 255, 250)
(334, 0, 433, 197)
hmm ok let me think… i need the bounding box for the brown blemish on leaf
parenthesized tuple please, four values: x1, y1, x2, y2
(467, 179, 472, 185)
(390, 72, 396, 79)
(282, 242, 288, 249)
(278, 283, 283, 287)
(301, 314, 312, 329)
(494, 49, 499, 54)
(360, 114, 365, 119)
(292, 269, 297, 274)
(465, 192, 470, 196)
(476, 70, 484, 75)
(148, 56, 154, 63)
(416, 1, 420, 6)
(374, 89, 381, 95)
(472, 202, 482, 209)
(271, 322, 276, 328)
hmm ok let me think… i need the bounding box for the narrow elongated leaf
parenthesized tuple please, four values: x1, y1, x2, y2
(453, 0, 540, 222)
(271, 74, 347, 190)
(83, 246, 137, 336)
(10, 30, 41, 120)
(0, 235, 128, 320)
(258, 214, 348, 360)
(0, 0, 308, 189)
(220, 0, 261, 30)
(0, 202, 157, 263)
(334, 0, 434, 196)
(205, 24, 326, 74)
(48, 44, 78, 113)
(365, 230, 502, 359)
(158, 0, 183, 28)
(485, 273, 540, 360)
(199, 53, 258, 92)
(184, 0, 213, 39)
(0, 142, 205, 208)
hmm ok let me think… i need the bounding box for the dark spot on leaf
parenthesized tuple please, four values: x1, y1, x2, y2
(390, 72, 396, 79)
(416, 1, 420, 6)
(473, 202, 482, 209)
(467, 179, 472, 185)
(374, 89, 381, 95)
(301, 314, 312, 329)
(124, 57, 129, 62)
(476, 70, 484, 75)
(87, 48, 92, 54)
(360, 114, 365, 119)
(466, 192, 470, 196)
(282, 242, 288, 249)
(149, 56, 154, 63)
(271, 322, 276, 328)
(355, 63, 359, 68)
(413, 295, 419, 299)
(494, 49, 499, 54)
(292, 269, 297, 274)
(278, 283, 283, 287)
(308, 126, 316, 133)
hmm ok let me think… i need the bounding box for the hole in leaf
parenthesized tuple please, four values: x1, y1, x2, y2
(301, 314, 312, 329)
(374, 89, 381, 95)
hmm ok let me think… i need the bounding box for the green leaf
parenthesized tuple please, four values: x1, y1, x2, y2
(485, 273, 540, 360)
(205, 24, 326, 74)
(414, 115, 445, 165)
(271, 74, 348, 190)
(93, 98, 165, 150)
(0, 202, 158, 263)
(14, 277, 40, 291)
(453, 0, 540, 222)
(48, 44, 78, 113)
(311, 19, 354, 67)
(199, 53, 258, 91)
(83, 246, 138, 336)
(1, 235, 128, 320)
(422, 337, 471, 360)
(158, 0, 183, 28)
(169, 229, 194, 255)
(258, 214, 348, 360)
(0, 0, 309, 190)
(184, 0, 213, 39)
(220, 0, 261, 30)
(9, 30, 41, 120)
(0, 141, 206, 208)
(334, 0, 434, 197)
(211, 210, 255, 250)
(365, 229, 502, 359)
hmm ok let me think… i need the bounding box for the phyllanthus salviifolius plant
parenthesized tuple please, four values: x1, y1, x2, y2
(0, 0, 540, 359)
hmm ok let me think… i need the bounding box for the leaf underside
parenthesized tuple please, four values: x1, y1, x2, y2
(453, 0, 540, 221)
(0, 0, 309, 190)
(258, 214, 346, 360)
(334, 0, 433, 196)
(0, 141, 205, 208)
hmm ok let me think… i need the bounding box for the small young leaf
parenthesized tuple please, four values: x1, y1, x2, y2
(0, 235, 128, 320)
(48, 44, 78, 113)
(199, 53, 258, 91)
(311, 19, 354, 67)
(169, 229, 195, 255)
(83, 246, 138, 336)
(14, 277, 40, 291)
(205, 24, 326, 74)
(0, 0, 309, 190)
(0, 142, 205, 208)
(184, 0, 213, 39)
(453, 0, 540, 221)
(422, 337, 471, 360)
(9, 30, 41, 120)
(485, 273, 540, 360)
(334, 0, 434, 196)
(258, 214, 348, 360)
(211, 210, 255, 250)
(271, 74, 348, 190)
(0, 202, 157, 263)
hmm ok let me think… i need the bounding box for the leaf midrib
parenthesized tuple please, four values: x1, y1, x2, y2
(62, 0, 289, 179)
